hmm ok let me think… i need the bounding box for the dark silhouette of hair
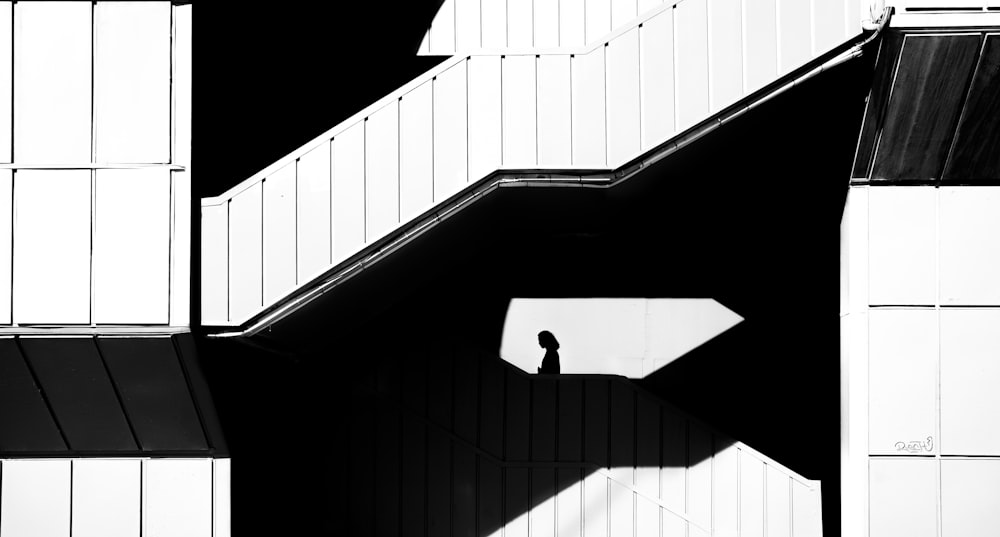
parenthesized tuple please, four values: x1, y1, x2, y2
(537, 330, 560, 350)
(537, 330, 561, 374)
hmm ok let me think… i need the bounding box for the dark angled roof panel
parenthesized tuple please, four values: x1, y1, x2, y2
(0, 339, 66, 452)
(943, 34, 1000, 182)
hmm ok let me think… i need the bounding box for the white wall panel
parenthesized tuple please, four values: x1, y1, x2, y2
(606, 29, 640, 164)
(0, 459, 70, 537)
(366, 102, 400, 241)
(94, 2, 170, 163)
(535, 0, 559, 48)
(400, 82, 434, 222)
(941, 309, 1000, 455)
(791, 481, 822, 537)
(296, 142, 331, 281)
(433, 62, 468, 200)
(502, 55, 537, 167)
(572, 49, 607, 167)
(482, 0, 508, 48)
(778, 0, 811, 75)
(640, 10, 675, 149)
(709, 0, 743, 112)
(609, 480, 632, 537)
(765, 465, 791, 537)
(940, 187, 1000, 305)
(72, 459, 140, 537)
(201, 203, 228, 325)
(584, 473, 608, 537)
(675, 0, 709, 130)
(611, 0, 637, 30)
(868, 187, 936, 306)
(263, 163, 296, 304)
(739, 452, 764, 537)
(714, 442, 738, 537)
(813, 0, 845, 55)
(636, 496, 657, 537)
(509, 0, 533, 47)
(663, 510, 686, 537)
(214, 459, 232, 537)
(688, 424, 712, 530)
(557, 475, 582, 537)
(228, 182, 262, 322)
(532, 491, 556, 537)
(14, 2, 91, 163)
(0, 4, 11, 163)
(173, 5, 192, 168)
(561, 0, 585, 47)
(170, 171, 191, 326)
(94, 168, 170, 324)
(660, 413, 685, 513)
(13, 170, 90, 324)
(638, 0, 660, 15)
(469, 56, 502, 181)
(0, 171, 10, 324)
(941, 459, 1000, 537)
(431, 0, 456, 53)
(456, 0, 481, 51)
(745, 0, 777, 93)
(869, 459, 936, 537)
(586, 0, 612, 43)
(868, 309, 937, 455)
(537, 55, 571, 166)
(333, 122, 366, 263)
(144, 459, 212, 537)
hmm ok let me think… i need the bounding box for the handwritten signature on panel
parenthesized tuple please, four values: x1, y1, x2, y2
(894, 436, 933, 453)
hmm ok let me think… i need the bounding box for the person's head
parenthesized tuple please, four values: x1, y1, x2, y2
(537, 330, 559, 350)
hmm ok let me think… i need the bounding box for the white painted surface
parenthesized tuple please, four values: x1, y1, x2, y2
(508, 0, 533, 47)
(433, 62, 468, 199)
(571, 48, 607, 167)
(333, 122, 366, 263)
(263, 163, 297, 304)
(468, 56, 502, 180)
(687, 425, 713, 530)
(13, 170, 91, 324)
(640, 10, 675, 149)
(739, 451, 765, 537)
(366, 101, 400, 242)
(502, 55, 537, 168)
(586, 0, 612, 44)
(0, 459, 71, 537)
(534, 0, 559, 48)
(608, 480, 632, 537)
(296, 142, 332, 281)
(941, 459, 1000, 537)
(173, 4, 192, 168)
(532, 488, 556, 537)
(557, 476, 583, 537)
(790, 479, 822, 537)
(708, 0, 743, 113)
(675, 0, 709, 130)
(201, 203, 228, 325)
(214, 459, 232, 537)
(399, 82, 434, 222)
(0, 171, 10, 324)
(778, 0, 811, 75)
(714, 442, 739, 537)
(869, 458, 936, 537)
(561, 0, 586, 47)
(814, 0, 847, 55)
(144, 459, 212, 537)
(14, 2, 91, 164)
(868, 309, 937, 455)
(431, 0, 456, 53)
(93, 168, 170, 324)
(611, 0, 637, 30)
(228, 182, 263, 323)
(456, 0, 481, 51)
(170, 171, 191, 327)
(94, 2, 170, 163)
(0, 4, 11, 163)
(744, 0, 778, 93)
(636, 496, 658, 537)
(868, 187, 936, 306)
(536, 55, 572, 167)
(765, 465, 791, 537)
(940, 309, 1000, 455)
(606, 29, 641, 164)
(481, 0, 507, 48)
(940, 187, 1000, 305)
(584, 472, 608, 537)
(72, 459, 141, 537)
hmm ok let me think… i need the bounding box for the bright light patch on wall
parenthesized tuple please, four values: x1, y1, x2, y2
(499, 298, 743, 378)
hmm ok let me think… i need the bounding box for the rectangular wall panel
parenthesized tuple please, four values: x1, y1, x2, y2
(869, 459, 936, 537)
(868, 187, 936, 306)
(765, 465, 791, 537)
(366, 101, 400, 241)
(941, 309, 1000, 455)
(214, 459, 232, 537)
(868, 309, 937, 455)
(778, 0, 811, 75)
(572, 49, 607, 167)
(557, 471, 583, 537)
(708, 0, 743, 112)
(745, 0, 777, 93)
(72, 459, 141, 537)
(609, 480, 633, 537)
(456, 0, 481, 51)
(640, 10, 675, 149)
(482, 0, 508, 48)
(430, 0, 455, 52)
(333, 122, 366, 263)
(586, 0, 611, 43)
(13, 170, 90, 324)
(173, 5, 191, 168)
(687, 424, 713, 530)
(0, 459, 71, 537)
(584, 473, 608, 537)
(660, 411, 686, 513)
(739, 452, 765, 537)
(941, 459, 1000, 537)
(94, 2, 170, 163)
(502, 55, 537, 168)
(611, 0, 637, 30)
(170, 171, 191, 326)
(14, 2, 91, 163)
(144, 459, 212, 537)
(940, 187, 1000, 305)
(713, 442, 739, 537)
(537, 55, 571, 166)
(468, 56, 502, 181)
(508, 0, 533, 47)
(296, 142, 331, 281)
(228, 182, 262, 323)
(813, 0, 845, 55)
(791, 481, 822, 537)
(505, 468, 529, 537)
(535, 0, 559, 48)
(635, 396, 659, 499)
(561, 0, 585, 47)
(606, 29, 640, 164)
(433, 62, 468, 201)
(201, 203, 228, 325)
(0, 171, 10, 323)
(636, 496, 657, 537)
(263, 163, 296, 304)
(531, 470, 556, 537)
(94, 169, 170, 324)
(399, 82, 434, 222)
(0, 4, 11, 163)
(675, 0, 709, 130)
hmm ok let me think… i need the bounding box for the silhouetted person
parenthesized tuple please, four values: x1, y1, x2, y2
(537, 330, 560, 374)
